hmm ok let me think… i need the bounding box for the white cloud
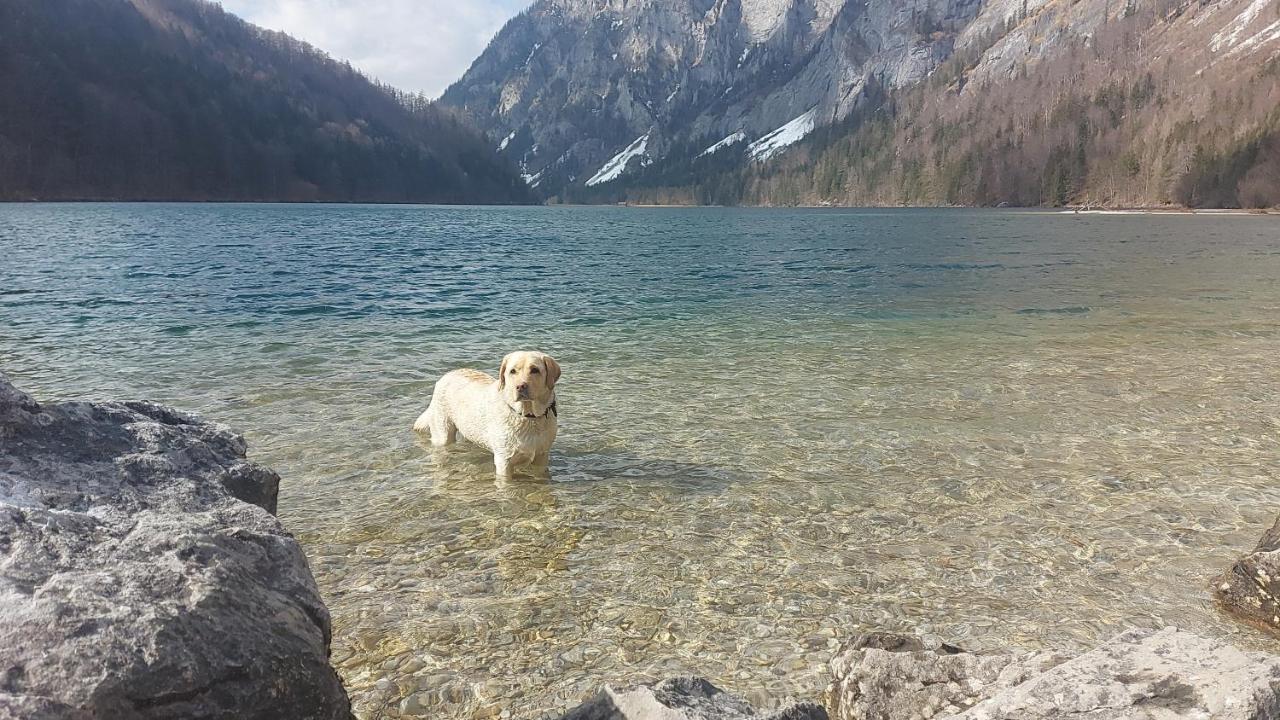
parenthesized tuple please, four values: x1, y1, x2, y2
(217, 0, 529, 98)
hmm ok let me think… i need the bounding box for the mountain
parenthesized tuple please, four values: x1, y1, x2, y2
(442, 0, 1280, 208)
(0, 0, 533, 204)
(441, 0, 981, 198)
(730, 0, 1280, 208)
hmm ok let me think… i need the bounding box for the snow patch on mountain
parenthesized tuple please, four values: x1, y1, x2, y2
(498, 131, 516, 152)
(698, 131, 747, 157)
(748, 109, 818, 161)
(1225, 18, 1280, 56)
(586, 134, 650, 186)
(1211, 0, 1270, 51)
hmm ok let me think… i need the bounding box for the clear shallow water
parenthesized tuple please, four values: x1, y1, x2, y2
(4, 203, 1280, 718)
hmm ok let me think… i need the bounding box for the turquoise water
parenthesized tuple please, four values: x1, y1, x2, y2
(4, 203, 1280, 718)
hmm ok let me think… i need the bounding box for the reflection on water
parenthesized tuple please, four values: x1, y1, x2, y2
(3, 204, 1280, 718)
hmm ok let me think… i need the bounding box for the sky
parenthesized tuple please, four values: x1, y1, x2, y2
(218, 0, 531, 98)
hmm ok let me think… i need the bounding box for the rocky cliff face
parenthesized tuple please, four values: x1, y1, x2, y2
(440, 0, 983, 198)
(442, 0, 1280, 207)
(0, 374, 352, 719)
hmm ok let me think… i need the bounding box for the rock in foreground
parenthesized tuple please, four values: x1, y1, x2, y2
(956, 628, 1280, 719)
(1214, 516, 1280, 636)
(0, 373, 352, 719)
(559, 676, 827, 720)
(824, 632, 1066, 720)
(826, 627, 1280, 720)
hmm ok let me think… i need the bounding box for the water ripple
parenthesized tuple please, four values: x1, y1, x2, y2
(2, 204, 1280, 719)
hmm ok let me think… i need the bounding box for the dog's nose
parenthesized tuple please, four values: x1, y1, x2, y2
(516, 383, 529, 392)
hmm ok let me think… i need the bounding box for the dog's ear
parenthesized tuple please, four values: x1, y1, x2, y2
(498, 353, 512, 389)
(542, 354, 561, 388)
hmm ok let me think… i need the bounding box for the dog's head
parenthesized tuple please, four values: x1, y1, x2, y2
(498, 351, 561, 407)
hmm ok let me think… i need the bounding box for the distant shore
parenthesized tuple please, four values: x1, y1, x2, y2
(3, 198, 1277, 213)
(608, 202, 1280, 213)
(1054, 207, 1280, 215)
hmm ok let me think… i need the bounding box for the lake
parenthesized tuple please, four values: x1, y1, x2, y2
(3, 203, 1280, 718)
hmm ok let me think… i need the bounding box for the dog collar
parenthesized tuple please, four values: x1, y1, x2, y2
(517, 400, 557, 419)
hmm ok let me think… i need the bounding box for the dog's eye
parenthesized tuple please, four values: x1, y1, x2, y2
(508, 368, 517, 374)
(530, 367, 541, 374)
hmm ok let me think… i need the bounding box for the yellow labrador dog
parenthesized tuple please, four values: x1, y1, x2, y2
(413, 351, 560, 479)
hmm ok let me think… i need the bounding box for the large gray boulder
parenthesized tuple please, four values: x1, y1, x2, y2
(826, 628, 1280, 720)
(558, 676, 827, 720)
(0, 373, 352, 719)
(824, 632, 1065, 720)
(1214, 516, 1280, 636)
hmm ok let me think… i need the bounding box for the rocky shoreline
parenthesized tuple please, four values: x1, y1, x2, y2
(0, 374, 351, 718)
(553, 626, 1280, 719)
(3, 373, 1278, 719)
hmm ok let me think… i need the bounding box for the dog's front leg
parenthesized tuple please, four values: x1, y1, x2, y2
(526, 451, 551, 479)
(493, 452, 514, 481)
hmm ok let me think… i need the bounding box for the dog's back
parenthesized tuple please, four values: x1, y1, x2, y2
(413, 369, 494, 442)
(439, 368, 494, 391)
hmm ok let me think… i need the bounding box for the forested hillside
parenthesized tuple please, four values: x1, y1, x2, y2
(726, 0, 1280, 208)
(0, 0, 533, 203)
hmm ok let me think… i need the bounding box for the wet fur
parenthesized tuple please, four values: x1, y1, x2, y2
(413, 351, 560, 479)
